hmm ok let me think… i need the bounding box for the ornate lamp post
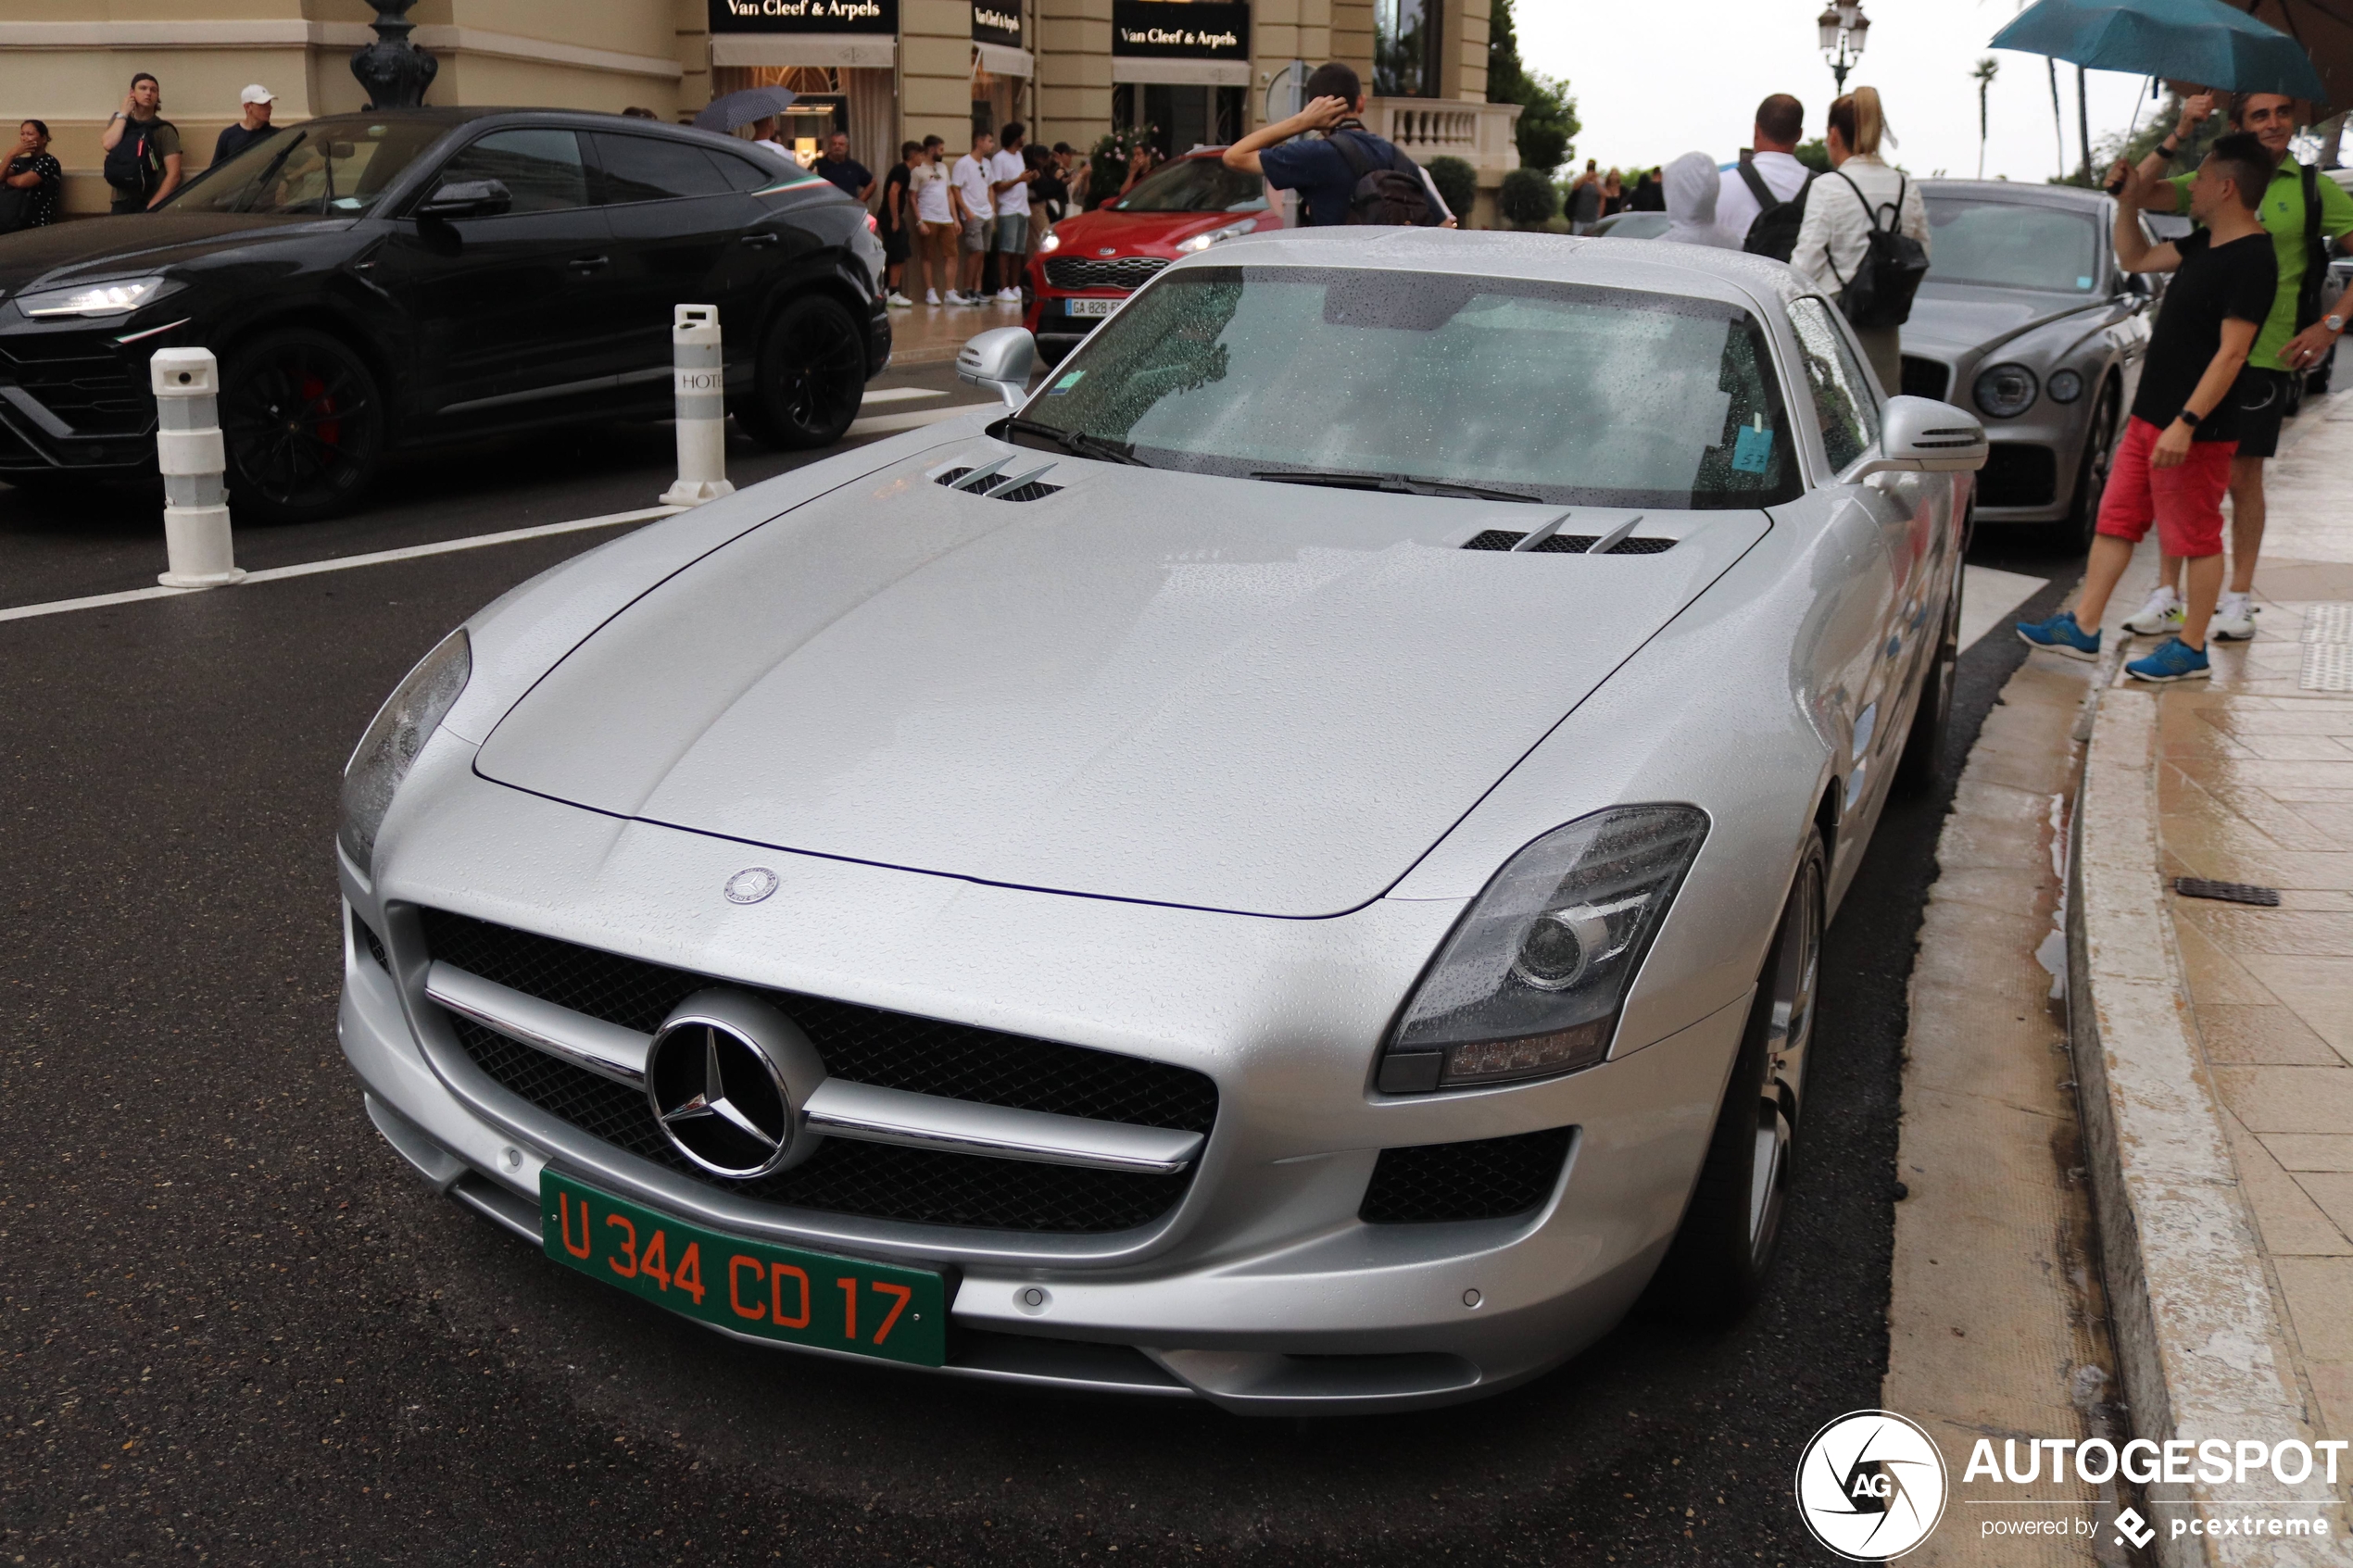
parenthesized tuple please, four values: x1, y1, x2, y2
(351, 0, 438, 109)
(1816, 2, 1869, 94)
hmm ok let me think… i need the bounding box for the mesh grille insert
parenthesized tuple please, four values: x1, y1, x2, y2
(934, 466, 1063, 504)
(1460, 531, 1655, 554)
(1043, 257, 1168, 291)
(352, 910, 389, 971)
(1359, 1127, 1573, 1223)
(452, 1018, 1192, 1232)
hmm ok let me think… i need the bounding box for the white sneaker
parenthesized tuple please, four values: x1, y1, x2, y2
(2124, 584, 2183, 636)
(945, 290, 978, 306)
(996, 287, 1023, 303)
(887, 291, 913, 308)
(2209, 591, 2259, 641)
(925, 289, 941, 306)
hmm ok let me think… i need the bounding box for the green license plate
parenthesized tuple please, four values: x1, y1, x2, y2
(540, 1171, 947, 1367)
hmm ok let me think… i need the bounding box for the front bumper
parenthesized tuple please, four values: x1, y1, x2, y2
(0, 314, 173, 474)
(336, 752, 1748, 1414)
(1899, 349, 2095, 524)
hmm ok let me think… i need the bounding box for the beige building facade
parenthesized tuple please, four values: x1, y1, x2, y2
(0, 0, 1516, 220)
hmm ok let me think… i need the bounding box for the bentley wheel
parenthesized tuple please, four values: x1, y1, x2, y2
(1642, 830, 1825, 1324)
(2066, 379, 2120, 553)
(737, 295, 866, 451)
(221, 328, 384, 525)
(1893, 564, 1963, 795)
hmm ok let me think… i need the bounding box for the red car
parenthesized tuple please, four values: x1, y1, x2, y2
(1026, 148, 1283, 365)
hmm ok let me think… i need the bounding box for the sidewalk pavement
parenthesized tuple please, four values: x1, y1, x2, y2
(2066, 390, 2353, 1563)
(887, 292, 1026, 365)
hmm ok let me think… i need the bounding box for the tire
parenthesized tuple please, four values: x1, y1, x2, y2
(220, 328, 384, 524)
(735, 295, 866, 451)
(1893, 561, 1962, 796)
(1641, 831, 1826, 1324)
(2064, 378, 2119, 553)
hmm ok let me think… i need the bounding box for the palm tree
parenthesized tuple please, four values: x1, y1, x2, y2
(1973, 57, 1999, 178)
(2047, 58, 2066, 179)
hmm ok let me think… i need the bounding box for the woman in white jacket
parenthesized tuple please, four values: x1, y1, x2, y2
(1790, 86, 1929, 392)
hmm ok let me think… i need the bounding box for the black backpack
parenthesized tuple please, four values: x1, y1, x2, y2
(1825, 169, 1930, 330)
(1736, 150, 1815, 262)
(104, 116, 173, 197)
(1327, 128, 1434, 227)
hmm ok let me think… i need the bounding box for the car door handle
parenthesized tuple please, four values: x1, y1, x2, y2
(739, 232, 780, 247)
(568, 255, 611, 270)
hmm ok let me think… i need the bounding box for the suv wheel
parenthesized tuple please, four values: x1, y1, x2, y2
(736, 295, 866, 450)
(220, 328, 384, 524)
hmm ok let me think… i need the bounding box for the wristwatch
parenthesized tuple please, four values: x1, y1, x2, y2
(2158, 139, 2179, 160)
(2327, 312, 2348, 334)
(2178, 407, 2204, 430)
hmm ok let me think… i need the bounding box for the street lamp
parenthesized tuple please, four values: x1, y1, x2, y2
(1818, 1, 1869, 94)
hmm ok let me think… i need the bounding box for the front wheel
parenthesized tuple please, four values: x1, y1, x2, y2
(220, 328, 384, 524)
(2066, 379, 2119, 553)
(735, 295, 866, 451)
(1893, 562, 1963, 795)
(1641, 831, 1826, 1324)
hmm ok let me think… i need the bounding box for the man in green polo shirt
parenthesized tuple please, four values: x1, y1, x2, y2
(2124, 91, 2353, 640)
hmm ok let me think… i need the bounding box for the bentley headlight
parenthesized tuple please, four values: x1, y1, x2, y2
(2046, 369, 2084, 404)
(16, 276, 182, 319)
(1176, 221, 1254, 254)
(1973, 362, 2040, 419)
(1378, 805, 1709, 1094)
(339, 629, 471, 872)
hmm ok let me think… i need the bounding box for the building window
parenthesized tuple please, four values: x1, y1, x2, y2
(1374, 0, 1444, 98)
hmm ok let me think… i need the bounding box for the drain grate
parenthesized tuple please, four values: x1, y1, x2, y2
(2172, 877, 2281, 907)
(2300, 602, 2353, 691)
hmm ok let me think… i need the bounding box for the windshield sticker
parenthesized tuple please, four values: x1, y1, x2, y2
(1049, 370, 1084, 395)
(2076, 275, 2093, 289)
(1731, 424, 1774, 474)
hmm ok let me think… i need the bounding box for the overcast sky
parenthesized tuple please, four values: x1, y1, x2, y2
(1516, 0, 2168, 182)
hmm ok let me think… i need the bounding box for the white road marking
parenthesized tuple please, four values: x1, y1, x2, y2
(1959, 564, 2050, 650)
(858, 387, 948, 404)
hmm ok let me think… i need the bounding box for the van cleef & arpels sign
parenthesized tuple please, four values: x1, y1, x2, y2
(1110, 0, 1250, 60)
(708, 0, 898, 33)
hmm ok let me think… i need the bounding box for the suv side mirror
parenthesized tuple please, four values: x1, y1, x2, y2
(957, 326, 1037, 410)
(1847, 395, 1988, 480)
(417, 179, 512, 220)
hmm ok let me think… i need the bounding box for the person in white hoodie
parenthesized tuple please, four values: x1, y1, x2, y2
(1659, 152, 1735, 247)
(1790, 86, 1929, 391)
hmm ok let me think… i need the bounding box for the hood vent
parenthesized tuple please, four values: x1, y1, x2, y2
(931, 454, 1063, 504)
(1462, 530, 1675, 555)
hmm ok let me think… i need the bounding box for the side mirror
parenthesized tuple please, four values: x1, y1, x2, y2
(2119, 271, 2152, 298)
(1847, 395, 1987, 481)
(957, 326, 1037, 410)
(417, 179, 512, 220)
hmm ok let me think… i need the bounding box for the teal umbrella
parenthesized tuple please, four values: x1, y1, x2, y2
(1990, 0, 2329, 103)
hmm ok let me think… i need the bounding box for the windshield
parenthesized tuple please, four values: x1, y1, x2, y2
(1925, 197, 2105, 293)
(1113, 158, 1268, 213)
(1014, 266, 1797, 508)
(165, 119, 449, 218)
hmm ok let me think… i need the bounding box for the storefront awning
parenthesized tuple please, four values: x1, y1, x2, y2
(1110, 57, 1250, 86)
(974, 41, 1034, 76)
(711, 31, 896, 68)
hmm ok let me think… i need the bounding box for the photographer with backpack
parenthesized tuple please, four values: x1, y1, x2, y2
(1221, 62, 1455, 229)
(99, 72, 182, 214)
(1716, 93, 1814, 257)
(1790, 87, 1930, 391)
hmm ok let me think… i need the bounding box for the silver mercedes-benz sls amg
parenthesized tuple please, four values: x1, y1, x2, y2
(336, 228, 1987, 1414)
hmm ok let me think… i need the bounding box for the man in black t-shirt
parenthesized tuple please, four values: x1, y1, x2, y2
(2019, 132, 2277, 684)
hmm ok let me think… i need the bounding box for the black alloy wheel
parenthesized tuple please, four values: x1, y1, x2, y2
(2066, 378, 2120, 553)
(1641, 831, 1826, 1324)
(220, 328, 384, 525)
(736, 295, 866, 450)
(1893, 558, 1964, 795)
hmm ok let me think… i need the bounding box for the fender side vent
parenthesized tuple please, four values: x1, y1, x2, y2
(933, 458, 1063, 504)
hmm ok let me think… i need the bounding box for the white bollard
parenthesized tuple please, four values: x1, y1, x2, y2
(661, 303, 734, 507)
(151, 347, 245, 589)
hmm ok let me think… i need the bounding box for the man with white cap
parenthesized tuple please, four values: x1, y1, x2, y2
(212, 85, 278, 167)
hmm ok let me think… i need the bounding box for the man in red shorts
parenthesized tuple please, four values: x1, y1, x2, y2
(2018, 132, 2277, 683)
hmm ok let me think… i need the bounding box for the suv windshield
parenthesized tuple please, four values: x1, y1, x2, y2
(1925, 197, 2105, 294)
(1014, 266, 1797, 508)
(167, 119, 450, 217)
(1113, 157, 1268, 213)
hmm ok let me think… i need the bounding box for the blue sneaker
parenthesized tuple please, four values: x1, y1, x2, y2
(2016, 609, 2101, 660)
(2125, 636, 2211, 684)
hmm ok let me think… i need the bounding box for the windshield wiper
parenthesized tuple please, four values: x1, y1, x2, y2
(1250, 468, 1543, 504)
(994, 416, 1146, 466)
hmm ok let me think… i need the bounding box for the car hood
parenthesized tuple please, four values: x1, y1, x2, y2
(472, 447, 1767, 918)
(1901, 285, 2100, 357)
(0, 213, 347, 297)
(1050, 207, 1259, 251)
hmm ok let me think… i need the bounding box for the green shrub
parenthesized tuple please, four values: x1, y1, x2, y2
(1498, 167, 1560, 228)
(1426, 156, 1478, 220)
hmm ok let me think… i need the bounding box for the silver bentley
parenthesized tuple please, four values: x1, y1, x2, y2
(1902, 180, 2150, 545)
(334, 229, 1987, 1413)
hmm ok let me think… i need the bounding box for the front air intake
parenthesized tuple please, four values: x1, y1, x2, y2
(930, 454, 1063, 503)
(1462, 531, 1673, 554)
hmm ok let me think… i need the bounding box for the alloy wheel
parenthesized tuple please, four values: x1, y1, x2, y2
(2070, 382, 2118, 553)
(221, 331, 382, 522)
(1747, 850, 1822, 1264)
(759, 298, 866, 447)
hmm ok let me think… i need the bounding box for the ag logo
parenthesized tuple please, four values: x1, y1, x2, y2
(1794, 1410, 1948, 1560)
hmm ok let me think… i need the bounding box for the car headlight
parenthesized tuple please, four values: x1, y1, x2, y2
(1176, 221, 1254, 255)
(1973, 362, 2040, 419)
(1040, 231, 1062, 253)
(2046, 369, 2084, 403)
(1377, 805, 1710, 1094)
(339, 629, 471, 872)
(16, 276, 182, 319)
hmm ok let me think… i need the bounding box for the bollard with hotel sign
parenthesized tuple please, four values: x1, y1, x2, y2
(150, 346, 246, 589)
(661, 304, 735, 508)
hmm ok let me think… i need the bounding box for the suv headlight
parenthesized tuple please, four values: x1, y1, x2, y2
(16, 276, 182, 319)
(1377, 805, 1709, 1094)
(339, 629, 471, 872)
(1176, 221, 1254, 254)
(1973, 362, 2040, 419)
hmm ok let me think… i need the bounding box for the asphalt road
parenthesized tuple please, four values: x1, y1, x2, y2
(0, 434, 2085, 1565)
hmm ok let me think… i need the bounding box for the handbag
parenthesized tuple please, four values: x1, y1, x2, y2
(0, 161, 34, 233)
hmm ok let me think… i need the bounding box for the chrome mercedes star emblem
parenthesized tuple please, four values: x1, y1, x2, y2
(646, 1021, 795, 1177)
(723, 866, 778, 905)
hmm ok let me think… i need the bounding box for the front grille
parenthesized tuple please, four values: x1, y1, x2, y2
(1044, 256, 1168, 291)
(1359, 1128, 1574, 1223)
(1461, 530, 1670, 555)
(935, 465, 1063, 504)
(1900, 356, 1951, 402)
(419, 909, 1216, 1233)
(1976, 442, 2057, 508)
(352, 909, 388, 971)
(0, 342, 149, 435)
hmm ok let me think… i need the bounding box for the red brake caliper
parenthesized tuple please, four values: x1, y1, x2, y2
(302, 371, 340, 447)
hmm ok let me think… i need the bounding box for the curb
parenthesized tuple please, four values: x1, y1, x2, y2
(2068, 685, 2337, 1565)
